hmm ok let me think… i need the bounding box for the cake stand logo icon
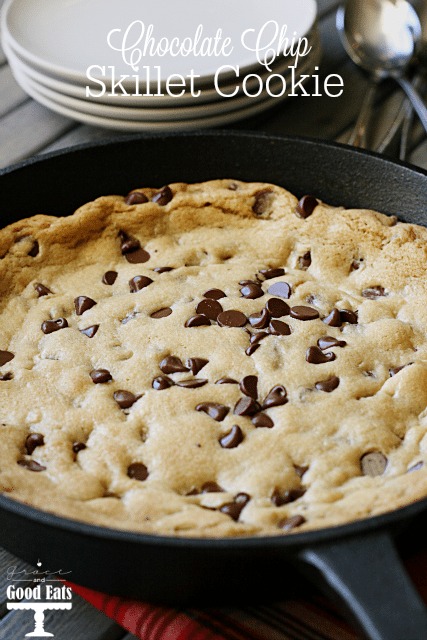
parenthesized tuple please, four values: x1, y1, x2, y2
(6, 559, 73, 637)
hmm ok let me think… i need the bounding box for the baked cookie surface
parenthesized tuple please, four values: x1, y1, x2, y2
(0, 179, 426, 536)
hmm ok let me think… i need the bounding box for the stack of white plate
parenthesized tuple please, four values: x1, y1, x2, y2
(1, 0, 320, 131)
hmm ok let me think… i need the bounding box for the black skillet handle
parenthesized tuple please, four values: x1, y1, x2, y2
(298, 529, 427, 640)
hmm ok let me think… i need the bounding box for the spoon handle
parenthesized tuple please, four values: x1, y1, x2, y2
(395, 77, 427, 134)
(348, 80, 377, 148)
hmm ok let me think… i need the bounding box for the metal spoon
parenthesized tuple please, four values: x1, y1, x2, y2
(337, 0, 427, 134)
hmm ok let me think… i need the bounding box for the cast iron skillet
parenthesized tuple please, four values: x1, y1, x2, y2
(1, 132, 427, 640)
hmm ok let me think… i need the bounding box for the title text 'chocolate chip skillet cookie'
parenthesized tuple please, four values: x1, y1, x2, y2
(0, 179, 426, 537)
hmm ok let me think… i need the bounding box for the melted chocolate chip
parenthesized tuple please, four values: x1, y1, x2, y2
(389, 364, 409, 377)
(74, 296, 97, 315)
(294, 465, 309, 478)
(252, 189, 273, 215)
(102, 271, 118, 285)
(408, 461, 424, 473)
(272, 488, 305, 506)
(278, 515, 306, 531)
(201, 481, 224, 493)
(204, 288, 226, 300)
(362, 286, 386, 299)
(25, 433, 44, 455)
(41, 318, 68, 334)
(268, 320, 291, 336)
(217, 310, 247, 328)
(239, 375, 258, 399)
(151, 307, 173, 319)
(296, 195, 318, 219)
(252, 413, 274, 428)
(245, 344, 260, 356)
(315, 376, 340, 392)
(323, 309, 341, 327)
(298, 252, 311, 270)
(0, 372, 13, 381)
(152, 186, 173, 206)
(239, 279, 259, 286)
(34, 283, 51, 297)
(234, 397, 261, 416)
(262, 385, 287, 409)
(248, 309, 271, 329)
(126, 248, 151, 264)
(259, 268, 285, 280)
(290, 306, 319, 321)
(240, 284, 264, 299)
(80, 325, 99, 338)
(267, 282, 292, 299)
(215, 377, 238, 384)
(160, 356, 189, 374)
(129, 275, 153, 292)
(265, 298, 290, 317)
(114, 390, 139, 409)
(18, 459, 46, 472)
(185, 314, 211, 328)
(176, 379, 208, 388)
(121, 238, 140, 254)
(361, 452, 388, 476)
(90, 369, 112, 384)
(306, 346, 336, 364)
(125, 191, 148, 205)
(153, 266, 173, 274)
(340, 309, 358, 324)
(28, 241, 39, 257)
(250, 332, 268, 345)
(220, 493, 250, 520)
(219, 425, 244, 449)
(196, 298, 223, 320)
(0, 351, 14, 367)
(186, 358, 209, 375)
(73, 442, 86, 454)
(317, 336, 347, 350)
(152, 375, 174, 390)
(196, 402, 229, 421)
(127, 462, 149, 481)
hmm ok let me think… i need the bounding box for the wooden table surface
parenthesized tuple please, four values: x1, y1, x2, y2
(0, 0, 426, 638)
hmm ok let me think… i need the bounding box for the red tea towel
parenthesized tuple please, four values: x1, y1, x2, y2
(68, 549, 427, 640)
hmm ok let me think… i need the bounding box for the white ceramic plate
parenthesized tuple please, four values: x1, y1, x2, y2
(2, 0, 317, 86)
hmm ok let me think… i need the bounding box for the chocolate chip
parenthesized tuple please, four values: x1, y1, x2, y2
(272, 488, 305, 506)
(25, 433, 44, 455)
(204, 288, 226, 300)
(201, 481, 224, 493)
(151, 307, 173, 319)
(74, 296, 97, 315)
(34, 283, 51, 297)
(160, 356, 189, 374)
(0, 351, 14, 367)
(361, 452, 387, 476)
(153, 266, 173, 274)
(28, 240, 39, 257)
(268, 320, 291, 336)
(296, 195, 318, 219)
(265, 298, 290, 317)
(90, 369, 112, 384)
(220, 493, 250, 520)
(152, 375, 174, 390)
(317, 336, 347, 350)
(290, 306, 319, 321)
(129, 275, 153, 292)
(239, 280, 259, 286)
(114, 390, 139, 409)
(152, 186, 173, 206)
(102, 271, 118, 285)
(389, 364, 409, 377)
(125, 191, 148, 205)
(219, 425, 244, 449)
(408, 461, 424, 473)
(73, 442, 86, 454)
(262, 385, 287, 409)
(0, 372, 13, 381)
(294, 465, 309, 478)
(17, 459, 46, 472)
(267, 282, 292, 299)
(306, 346, 336, 364)
(340, 309, 358, 324)
(234, 397, 261, 416)
(215, 377, 238, 385)
(248, 309, 271, 329)
(298, 251, 311, 270)
(217, 310, 247, 327)
(278, 515, 306, 531)
(239, 375, 258, 399)
(351, 259, 362, 271)
(127, 462, 149, 481)
(176, 379, 208, 388)
(323, 309, 341, 327)
(121, 237, 140, 254)
(252, 189, 273, 215)
(315, 376, 340, 392)
(126, 248, 151, 264)
(196, 298, 223, 320)
(186, 358, 209, 375)
(251, 413, 274, 428)
(41, 318, 68, 334)
(185, 314, 211, 328)
(80, 325, 99, 338)
(362, 286, 386, 299)
(250, 332, 268, 345)
(259, 268, 285, 280)
(196, 403, 229, 421)
(240, 284, 264, 299)
(245, 344, 260, 356)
